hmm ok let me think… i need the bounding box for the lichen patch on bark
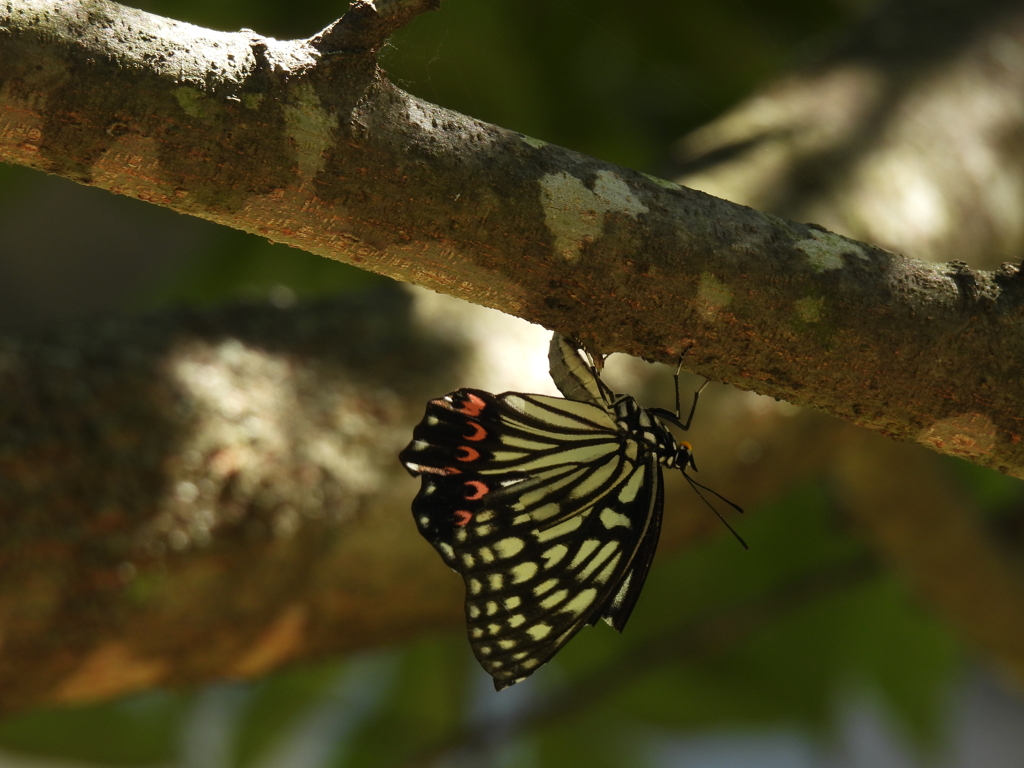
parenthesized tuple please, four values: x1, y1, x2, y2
(696, 271, 733, 318)
(539, 170, 648, 261)
(796, 229, 866, 272)
(919, 412, 998, 462)
(794, 296, 825, 323)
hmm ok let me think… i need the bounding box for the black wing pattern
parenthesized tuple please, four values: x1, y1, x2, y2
(400, 334, 671, 690)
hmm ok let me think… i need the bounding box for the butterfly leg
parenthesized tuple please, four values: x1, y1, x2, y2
(650, 347, 707, 432)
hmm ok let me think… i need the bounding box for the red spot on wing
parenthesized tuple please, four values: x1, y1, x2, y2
(464, 480, 488, 500)
(464, 422, 487, 441)
(455, 393, 487, 417)
(454, 510, 473, 526)
(455, 446, 480, 462)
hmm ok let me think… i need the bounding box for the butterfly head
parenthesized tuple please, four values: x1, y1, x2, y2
(676, 440, 697, 472)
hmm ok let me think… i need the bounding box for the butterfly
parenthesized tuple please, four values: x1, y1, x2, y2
(399, 333, 743, 690)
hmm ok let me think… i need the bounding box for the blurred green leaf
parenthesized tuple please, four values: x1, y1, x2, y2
(139, 229, 384, 311)
(942, 454, 1024, 515)
(0, 690, 190, 765)
(339, 632, 470, 768)
(534, 710, 646, 768)
(232, 658, 345, 768)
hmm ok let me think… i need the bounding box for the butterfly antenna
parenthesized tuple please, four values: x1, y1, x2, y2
(686, 473, 744, 515)
(683, 472, 748, 550)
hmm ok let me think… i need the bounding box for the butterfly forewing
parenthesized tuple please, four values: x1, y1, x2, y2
(400, 383, 665, 689)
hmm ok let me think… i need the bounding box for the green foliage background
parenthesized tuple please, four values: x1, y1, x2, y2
(4, 0, 1021, 765)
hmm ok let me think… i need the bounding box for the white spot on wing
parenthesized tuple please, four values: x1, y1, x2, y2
(561, 588, 597, 615)
(510, 562, 538, 583)
(577, 541, 619, 580)
(524, 503, 561, 522)
(570, 539, 601, 568)
(534, 578, 558, 595)
(494, 538, 526, 559)
(540, 589, 568, 609)
(600, 508, 632, 529)
(527, 624, 552, 640)
(595, 552, 622, 584)
(542, 544, 568, 568)
(536, 514, 584, 542)
(612, 573, 632, 608)
(617, 467, 645, 502)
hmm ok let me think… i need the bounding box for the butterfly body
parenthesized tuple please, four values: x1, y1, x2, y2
(399, 334, 700, 689)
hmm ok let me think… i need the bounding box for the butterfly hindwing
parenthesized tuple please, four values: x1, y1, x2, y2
(400, 386, 666, 689)
(547, 334, 614, 408)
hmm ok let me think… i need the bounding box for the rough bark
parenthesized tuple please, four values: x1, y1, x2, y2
(2, 0, 1024, 476)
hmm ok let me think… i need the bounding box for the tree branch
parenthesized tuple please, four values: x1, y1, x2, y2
(311, 0, 443, 55)
(3, 0, 1024, 476)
